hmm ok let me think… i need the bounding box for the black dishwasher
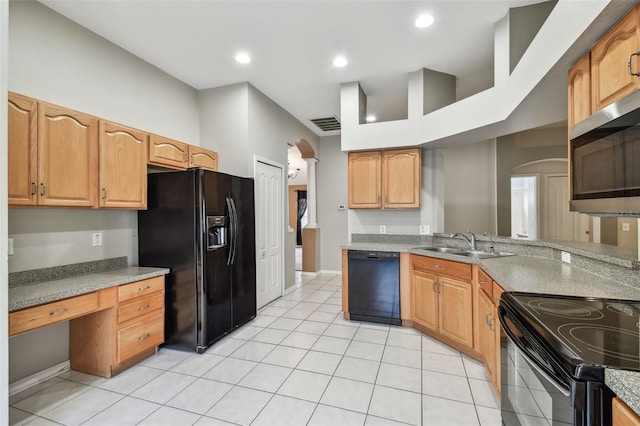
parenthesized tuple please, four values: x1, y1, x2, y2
(348, 250, 401, 326)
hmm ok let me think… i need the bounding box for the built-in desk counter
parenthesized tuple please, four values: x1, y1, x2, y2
(9, 258, 169, 378)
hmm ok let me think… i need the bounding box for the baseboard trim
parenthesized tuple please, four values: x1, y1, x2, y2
(9, 360, 71, 396)
(318, 269, 341, 275)
(301, 271, 318, 277)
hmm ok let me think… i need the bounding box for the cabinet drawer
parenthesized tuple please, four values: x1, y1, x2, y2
(10, 292, 99, 336)
(117, 313, 164, 363)
(477, 269, 493, 298)
(118, 292, 164, 324)
(411, 255, 472, 280)
(118, 276, 164, 302)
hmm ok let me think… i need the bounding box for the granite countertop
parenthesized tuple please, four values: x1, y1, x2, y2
(345, 241, 640, 414)
(606, 369, 640, 415)
(9, 260, 169, 311)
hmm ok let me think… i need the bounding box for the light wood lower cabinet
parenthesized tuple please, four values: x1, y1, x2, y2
(613, 397, 640, 426)
(10, 276, 165, 378)
(477, 285, 500, 394)
(411, 255, 474, 350)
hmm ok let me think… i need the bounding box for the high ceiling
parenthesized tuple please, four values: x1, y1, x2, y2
(39, 0, 549, 137)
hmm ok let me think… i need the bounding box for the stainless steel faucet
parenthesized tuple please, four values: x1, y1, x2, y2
(449, 231, 476, 250)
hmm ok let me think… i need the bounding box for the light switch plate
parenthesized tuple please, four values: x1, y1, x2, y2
(622, 222, 630, 232)
(379, 225, 387, 234)
(561, 251, 571, 264)
(419, 225, 430, 235)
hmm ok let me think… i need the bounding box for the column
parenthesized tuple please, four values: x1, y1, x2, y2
(305, 158, 318, 228)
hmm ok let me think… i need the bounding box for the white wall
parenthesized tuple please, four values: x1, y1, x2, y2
(1, 0, 9, 419)
(443, 140, 497, 234)
(317, 136, 348, 272)
(7, 0, 200, 383)
(198, 84, 250, 177)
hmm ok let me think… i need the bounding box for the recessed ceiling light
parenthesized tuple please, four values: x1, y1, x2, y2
(235, 52, 251, 64)
(333, 56, 348, 68)
(366, 115, 377, 122)
(415, 14, 434, 29)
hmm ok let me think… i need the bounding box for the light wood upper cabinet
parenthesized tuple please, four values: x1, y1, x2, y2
(613, 397, 640, 426)
(591, 6, 640, 112)
(99, 121, 147, 209)
(189, 145, 218, 171)
(39, 102, 99, 208)
(148, 134, 189, 170)
(568, 53, 591, 127)
(348, 148, 420, 209)
(8, 93, 38, 206)
(382, 148, 421, 208)
(9, 94, 99, 208)
(348, 151, 382, 208)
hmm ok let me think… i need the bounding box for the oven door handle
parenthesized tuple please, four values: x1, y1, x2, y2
(516, 345, 571, 397)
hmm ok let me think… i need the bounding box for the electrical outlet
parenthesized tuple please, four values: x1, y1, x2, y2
(92, 232, 103, 247)
(379, 225, 387, 234)
(622, 222, 631, 232)
(561, 251, 571, 264)
(8, 238, 14, 256)
(419, 225, 430, 235)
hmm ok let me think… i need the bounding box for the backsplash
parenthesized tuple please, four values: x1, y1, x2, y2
(8, 257, 128, 287)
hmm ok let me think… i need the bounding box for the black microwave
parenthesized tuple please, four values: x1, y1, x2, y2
(570, 90, 640, 216)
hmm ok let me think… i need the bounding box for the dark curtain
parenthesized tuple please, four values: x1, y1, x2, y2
(297, 190, 307, 245)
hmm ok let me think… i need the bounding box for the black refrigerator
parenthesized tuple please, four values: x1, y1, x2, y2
(138, 169, 256, 353)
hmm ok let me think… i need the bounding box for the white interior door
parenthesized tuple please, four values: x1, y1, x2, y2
(255, 159, 284, 308)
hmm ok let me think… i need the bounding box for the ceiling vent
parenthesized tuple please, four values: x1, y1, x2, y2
(310, 116, 341, 132)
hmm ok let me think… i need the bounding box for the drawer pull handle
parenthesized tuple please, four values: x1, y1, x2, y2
(138, 285, 151, 292)
(479, 279, 486, 284)
(49, 308, 68, 317)
(138, 333, 151, 341)
(486, 313, 495, 331)
(138, 304, 151, 311)
(40, 182, 46, 196)
(31, 182, 37, 196)
(433, 264, 441, 268)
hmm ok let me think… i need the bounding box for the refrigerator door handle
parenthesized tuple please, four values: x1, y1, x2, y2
(229, 197, 239, 265)
(225, 197, 235, 266)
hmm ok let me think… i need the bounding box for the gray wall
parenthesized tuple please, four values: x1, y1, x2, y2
(317, 136, 348, 272)
(8, 0, 200, 383)
(496, 127, 568, 236)
(443, 140, 497, 235)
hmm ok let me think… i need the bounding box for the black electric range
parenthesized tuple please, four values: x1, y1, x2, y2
(499, 292, 640, 426)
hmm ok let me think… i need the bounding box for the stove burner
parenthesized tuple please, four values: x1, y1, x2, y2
(558, 323, 640, 363)
(526, 299, 604, 320)
(607, 303, 640, 317)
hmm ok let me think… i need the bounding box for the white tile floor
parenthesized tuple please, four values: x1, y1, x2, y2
(9, 273, 501, 426)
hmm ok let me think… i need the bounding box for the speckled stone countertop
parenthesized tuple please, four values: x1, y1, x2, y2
(345, 238, 640, 414)
(606, 369, 640, 415)
(9, 259, 169, 311)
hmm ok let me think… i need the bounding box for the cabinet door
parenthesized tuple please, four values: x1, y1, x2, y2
(477, 289, 497, 386)
(8, 93, 38, 206)
(38, 102, 98, 207)
(438, 276, 473, 348)
(348, 151, 382, 208)
(189, 146, 218, 171)
(591, 7, 640, 111)
(382, 148, 421, 208)
(613, 397, 640, 426)
(568, 53, 591, 127)
(99, 121, 147, 209)
(412, 269, 438, 332)
(148, 134, 188, 170)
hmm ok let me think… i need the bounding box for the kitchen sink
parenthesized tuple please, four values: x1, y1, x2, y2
(455, 250, 515, 259)
(414, 246, 515, 259)
(417, 246, 465, 254)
